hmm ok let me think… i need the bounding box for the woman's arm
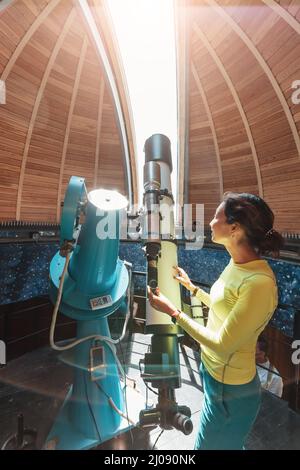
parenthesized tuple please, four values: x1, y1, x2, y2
(173, 266, 211, 307)
(176, 275, 276, 355)
(193, 287, 211, 308)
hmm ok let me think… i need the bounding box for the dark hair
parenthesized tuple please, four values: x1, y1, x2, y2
(257, 334, 268, 354)
(222, 192, 284, 257)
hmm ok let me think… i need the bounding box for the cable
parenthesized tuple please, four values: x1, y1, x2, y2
(119, 339, 134, 446)
(118, 279, 139, 446)
(151, 428, 164, 450)
(50, 253, 131, 356)
(108, 398, 136, 426)
(119, 340, 129, 421)
(50, 252, 72, 351)
(94, 381, 137, 426)
(50, 254, 142, 432)
(83, 372, 102, 443)
(146, 375, 149, 409)
(139, 360, 158, 396)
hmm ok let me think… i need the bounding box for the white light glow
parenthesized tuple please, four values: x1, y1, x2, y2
(89, 189, 128, 211)
(107, 0, 178, 208)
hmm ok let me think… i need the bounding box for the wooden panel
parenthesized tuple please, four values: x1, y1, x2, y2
(216, 0, 300, 232)
(18, 7, 75, 221)
(258, 17, 297, 61)
(191, 63, 223, 199)
(21, 13, 78, 222)
(212, 1, 300, 157)
(191, 26, 260, 197)
(188, 70, 221, 224)
(274, 0, 300, 18)
(0, 0, 52, 76)
(0, 0, 131, 223)
(184, 0, 300, 232)
(0, 1, 56, 221)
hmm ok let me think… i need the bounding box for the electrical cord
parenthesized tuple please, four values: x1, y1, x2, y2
(119, 339, 134, 446)
(50, 253, 131, 364)
(138, 360, 158, 396)
(119, 340, 129, 427)
(120, 265, 136, 446)
(83, 371, 102, 443)
(94, 381, 137, 426)
(151, 428, 164, 450)
(50, 256, 146, 433)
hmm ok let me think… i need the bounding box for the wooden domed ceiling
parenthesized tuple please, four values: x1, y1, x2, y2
(1, 0, 300, 234)
(0, 0, 138, 223)
(176, 0, 300, 234)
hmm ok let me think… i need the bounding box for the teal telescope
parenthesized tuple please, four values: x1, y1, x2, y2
(46, 176, 130, 450)
(139, 134, 193, 435)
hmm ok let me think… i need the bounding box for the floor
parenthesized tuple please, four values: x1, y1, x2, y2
(0, 333, 300, 450)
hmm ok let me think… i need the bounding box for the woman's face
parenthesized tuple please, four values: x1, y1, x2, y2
(209, 203, 233, 245)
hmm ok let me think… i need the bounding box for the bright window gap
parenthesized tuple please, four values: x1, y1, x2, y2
(107, 0, 178, 208)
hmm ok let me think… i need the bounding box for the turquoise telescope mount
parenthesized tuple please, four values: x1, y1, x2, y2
(46, 176, 130, 450)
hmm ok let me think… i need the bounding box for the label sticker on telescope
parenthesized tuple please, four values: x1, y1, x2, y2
(90, 294, 113, 310)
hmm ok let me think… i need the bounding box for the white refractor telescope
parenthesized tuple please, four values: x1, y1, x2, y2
(139, 134, 193, 435)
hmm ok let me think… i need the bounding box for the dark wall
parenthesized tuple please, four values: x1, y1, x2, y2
(0, 297, 76, 362)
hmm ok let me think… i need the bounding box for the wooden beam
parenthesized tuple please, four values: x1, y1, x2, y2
(174, 0, 189, 217)
(94, 79, 105, 188)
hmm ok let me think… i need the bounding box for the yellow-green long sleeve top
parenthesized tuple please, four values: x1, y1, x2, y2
(176, 259, 278, 385)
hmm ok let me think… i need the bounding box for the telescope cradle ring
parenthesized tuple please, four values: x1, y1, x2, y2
(60, 176, 87, 244)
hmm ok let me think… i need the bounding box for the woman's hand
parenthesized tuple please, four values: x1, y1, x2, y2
(147, 286, 177, 317)
(173, 266, 195, 291)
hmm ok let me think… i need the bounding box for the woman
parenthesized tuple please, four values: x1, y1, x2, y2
(148, 192, 283, 450)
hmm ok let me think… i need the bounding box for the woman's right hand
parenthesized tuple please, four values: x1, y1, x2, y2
(173, 266, 195, 292)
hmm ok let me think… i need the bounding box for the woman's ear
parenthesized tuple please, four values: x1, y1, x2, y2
(230, 222, 241, 238)
(230, 223, 241, 236)
(230, 223, 238, 234)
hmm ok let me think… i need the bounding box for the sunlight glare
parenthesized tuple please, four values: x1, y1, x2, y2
(107, 0, 178, 207)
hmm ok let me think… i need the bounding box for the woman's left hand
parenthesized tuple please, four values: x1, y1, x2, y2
(147, 286, 176, 317)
